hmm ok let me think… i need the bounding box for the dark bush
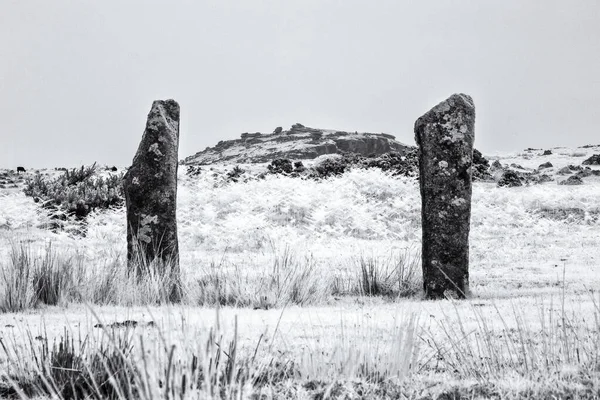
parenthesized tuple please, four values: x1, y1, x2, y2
(293, 161, 306, 173)
(186, 165, 202, 177)
(364, 150, 418, 177)
(24, 163, 124, 220)
(226, 165, 245, 182)
(268, 159, 294, 175)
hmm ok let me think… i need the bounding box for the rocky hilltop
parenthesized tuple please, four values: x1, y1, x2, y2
(183, 124, 410, 165)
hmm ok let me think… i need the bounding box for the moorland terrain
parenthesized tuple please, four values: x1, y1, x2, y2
(1, 130, 600, 399)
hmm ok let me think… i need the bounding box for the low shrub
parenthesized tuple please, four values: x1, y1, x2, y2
(226, 166, 245, 182)
(23, 163, 124, 221)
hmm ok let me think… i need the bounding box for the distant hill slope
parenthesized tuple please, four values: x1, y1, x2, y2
(183, 124, 411, 165)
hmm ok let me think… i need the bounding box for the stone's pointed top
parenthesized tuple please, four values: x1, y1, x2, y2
(419, 93, 474, 118)
(414, 93, 475, 145)
(151, 99, 180, 118)
(449, 93, 474, 108)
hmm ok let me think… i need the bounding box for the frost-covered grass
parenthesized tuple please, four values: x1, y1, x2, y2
(1, 149, 600, 398)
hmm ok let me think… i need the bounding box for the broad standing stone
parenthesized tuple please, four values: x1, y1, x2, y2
(414, 94, 475, 299)
(123, 100, 180, 278)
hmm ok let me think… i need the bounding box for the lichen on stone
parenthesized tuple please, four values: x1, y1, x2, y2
(148, 143, 163, 157)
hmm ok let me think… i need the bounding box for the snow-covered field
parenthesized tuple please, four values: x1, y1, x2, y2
(1, 147, 600, 398)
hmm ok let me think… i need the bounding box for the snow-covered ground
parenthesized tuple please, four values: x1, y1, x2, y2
(1, 146, 600, 397)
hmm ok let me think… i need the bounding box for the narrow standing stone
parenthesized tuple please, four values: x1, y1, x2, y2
(414, 94, 475, 299)
(123, 100, 181, 281)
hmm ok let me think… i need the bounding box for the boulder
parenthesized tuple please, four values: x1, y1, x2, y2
(560, 175, 583, 185)
(538, 161, 553, 169)
(497, 170, 523, 187)
(537, 174, 553, 184)
(490, 160, 503, 171)
(557, 166, 572, 175)
(542, 150, 552, 155)
(415, 93, 475, 300)
(582, 154, 600, 165)
(576, 169, 593, 178)
(123, 100, 181, 294)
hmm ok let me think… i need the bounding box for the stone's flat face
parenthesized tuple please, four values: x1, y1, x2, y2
(415, 93, 475, 300)
(123, 99, 180, 276)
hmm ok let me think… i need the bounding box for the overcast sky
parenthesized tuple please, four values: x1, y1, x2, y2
(1, 1, 598, 169)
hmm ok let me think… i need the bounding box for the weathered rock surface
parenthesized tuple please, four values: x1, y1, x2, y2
(415, 93, 475, 300)
(557, 166, 572, 175)
(123, 100, 181, 282)
(582, 154, 600, 165)
(560, 175, 583, 185)
(497, 170, 523, 187)
(538, 162, 553, 169)
(183, 124, 410, 165)
(490, 160, 503, 171)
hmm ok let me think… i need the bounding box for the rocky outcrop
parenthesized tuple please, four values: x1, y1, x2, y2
(123, 99, 181, 299)
(415, 93, 475, 300)
(183, 124, 410, 165)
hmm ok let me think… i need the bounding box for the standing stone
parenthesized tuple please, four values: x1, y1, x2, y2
(123, 100, 181, 280)
(414, 94, 475, 299)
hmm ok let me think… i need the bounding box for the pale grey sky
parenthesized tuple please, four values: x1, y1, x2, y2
(1, 1, 598, 169)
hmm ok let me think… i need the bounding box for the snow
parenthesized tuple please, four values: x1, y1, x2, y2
(1, 146, 600, 393)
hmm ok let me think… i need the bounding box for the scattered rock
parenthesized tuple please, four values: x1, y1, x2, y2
(497, 170, 523, 187)
(559, 175, 583, 185)
(273, 126, 283, 134)
(94, 320, 156, 329)
(557, 166, 572, 175)
(576, 169, 593, 178)
(536, 174, 553, 184)
(538, 161, 553, 169)
(542, 150, 552, 155)
(415, 93, 475, 300)
(582, 154, 600, 165)
(490, 160, 503, 171)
